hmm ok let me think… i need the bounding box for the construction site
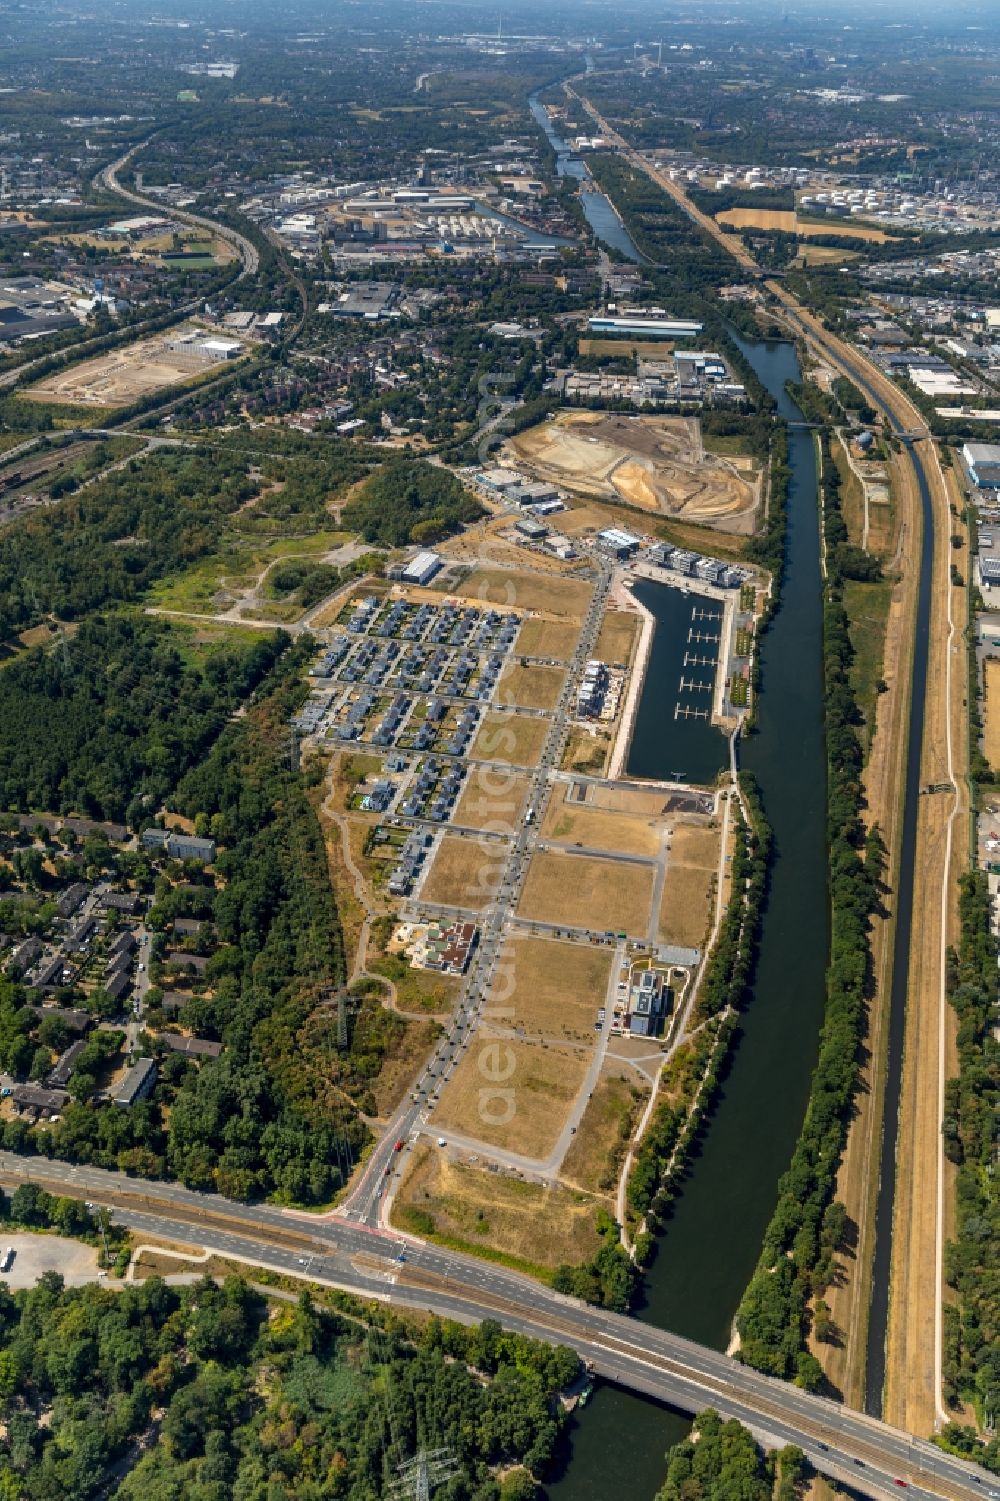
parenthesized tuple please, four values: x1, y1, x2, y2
(26, 325, 247, 407)
(506, 410, 761, 531)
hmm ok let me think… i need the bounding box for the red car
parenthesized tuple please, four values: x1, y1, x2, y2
(394, 1139, 404, 1151)
(894, 1482, 908, 1490)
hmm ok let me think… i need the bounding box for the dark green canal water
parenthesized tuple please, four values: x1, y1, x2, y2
(544, 337, 830, 1497)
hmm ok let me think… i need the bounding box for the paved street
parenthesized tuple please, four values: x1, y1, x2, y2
(0, 1151, 990, 1501)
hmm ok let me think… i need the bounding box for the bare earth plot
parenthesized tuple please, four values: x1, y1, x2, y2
(658, 822, 719, 949)
(432, 1037, 590, 1159)
(489, 934, 613, 1043)
(543, 783, 663, 858)
(26, 330, 241, 408)
(392, 1145, 604, 1270)
(588, 783, 674, 815)
(471, 712, 551, 768)
(420, 835, 505, 910)
(515, 616, 580, 661)
(456, 567, 592, 621)
(508, 410, 758, 531)
(454, 765, 532, 833)
(518, 849, 654, 937)
(596, 609, 640, 667)
(716, 207, 896, 244)
(496, 661, 566, 711)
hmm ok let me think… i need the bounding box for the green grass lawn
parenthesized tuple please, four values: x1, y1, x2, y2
(147, 529, 351, 615)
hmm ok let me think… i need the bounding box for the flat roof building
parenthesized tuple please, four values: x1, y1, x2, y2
(964, 442, 1000, 489)
(402, 550, 443, 586)
(596, 527, 642, 558)
(587, 315, 703, 340)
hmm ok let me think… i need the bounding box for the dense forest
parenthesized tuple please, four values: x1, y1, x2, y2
(0, 645, 411, 1205)
(0, 618, 286, 823)
(0, 1269, 580, 1501)
(0, 444, 366, 640)
(341, 459, 484, 548)
(656, 1410, 807, 1501)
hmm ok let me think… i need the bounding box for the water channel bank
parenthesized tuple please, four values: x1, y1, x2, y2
(528, 92, 645, 263)
(545, 337, 830, 1497)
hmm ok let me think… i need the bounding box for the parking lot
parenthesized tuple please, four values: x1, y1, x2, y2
(0, 1232, 101, 1288)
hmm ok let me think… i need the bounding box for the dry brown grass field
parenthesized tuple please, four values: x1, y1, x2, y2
(518, 850, 654, 936)
(456, 567, 592, 620)
(432, 1038, 590, 1158)
(392, 1145, 604, 1269)
(596, 609, 640, 666)
(471, 712, 551, 768)
(515, 617, 580, 660)
(542, 783, 663, 858)
(454, 766, 532, 832)
(658, 822, 719, 949)
(496, 662, 566, 711)
(488, 934, 613, 1043)
(420, 836, 504, 910)
(560, 1066, 649, 1196)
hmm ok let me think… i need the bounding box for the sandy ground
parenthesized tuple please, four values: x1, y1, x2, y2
(717, 207, 895, 243)
(508, 410, 758, 526)
(27, 331, 238, 407)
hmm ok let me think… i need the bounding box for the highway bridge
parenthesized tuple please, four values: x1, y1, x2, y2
(0, 1153, 991, 1501)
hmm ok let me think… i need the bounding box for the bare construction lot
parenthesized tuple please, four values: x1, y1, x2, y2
(658, 821, 719, 949)
(432, 1036, 590, 1159)
(508, 410, 759, 530)
(489, 934, 614, 1043)
(518, 849, 654, 937)
(420, 835, 505, 910)
(27, 328, 243, 407)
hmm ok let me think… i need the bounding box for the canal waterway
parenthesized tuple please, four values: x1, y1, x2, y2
(545, 337, 831, 1496)
(528, 93, 644, 263)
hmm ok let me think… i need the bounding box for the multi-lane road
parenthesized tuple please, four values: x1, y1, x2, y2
(0, 1151, 991, 1501)
(95, 143, 260, 279)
